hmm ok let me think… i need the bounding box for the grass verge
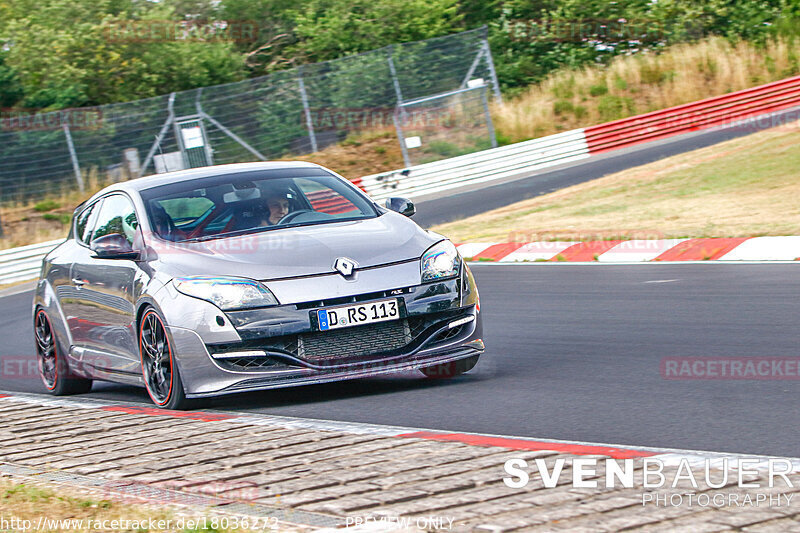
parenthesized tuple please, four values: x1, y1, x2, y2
(0, 477, 247, 532)
(431, 120, 800, 243)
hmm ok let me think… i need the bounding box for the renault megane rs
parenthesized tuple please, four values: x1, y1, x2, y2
(33, 162, 483, 409)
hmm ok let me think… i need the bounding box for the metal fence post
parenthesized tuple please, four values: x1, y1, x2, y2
(392, 112, 411, 169)
(195, 75, 268, 162)
(481, 27, 503, 103)
(481, 88, 498, 148)
(387, 46, 411, 168)
(387, 46, 404, 105)
(140, 93, 176, 177)
(63, 124, 85, 193)
(461, 46, 486, 89)
(298, 67, 318, 153)
(202, 112, 267, 161)
(195, 88, 215, 165)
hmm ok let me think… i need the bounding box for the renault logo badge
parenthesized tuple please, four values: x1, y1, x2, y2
(334, 257, 357, 277)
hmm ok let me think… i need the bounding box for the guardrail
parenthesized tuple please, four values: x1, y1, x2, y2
(357, 128, 590, 201)
(0, 239, 63, 285)
(584, 75, 800, 153)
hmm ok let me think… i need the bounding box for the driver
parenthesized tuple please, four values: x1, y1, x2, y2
(259, 189, 292, 226)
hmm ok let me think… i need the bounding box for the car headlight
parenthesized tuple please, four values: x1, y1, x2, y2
(173, 276, 279, 311)
(421, 240, 461, 282)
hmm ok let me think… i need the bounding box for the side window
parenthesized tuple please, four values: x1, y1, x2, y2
(75, 201, 100, 245)
(91, 195, 139, 245)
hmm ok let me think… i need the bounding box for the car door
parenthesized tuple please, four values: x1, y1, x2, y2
(70, 194, 141, 374)
(60, 199, 103, 350)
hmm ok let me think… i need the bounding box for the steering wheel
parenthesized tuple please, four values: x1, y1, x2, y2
(276, 209, 312, 225)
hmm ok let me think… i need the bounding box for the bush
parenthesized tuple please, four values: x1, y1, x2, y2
(640, 64, 663, 85)
(553, 100, 574, 115)
(494, 132, 513, 146)
(589, 84, 609, 97)
(42, 213, 71, 224)
(33, 200, 60, 212)
(551, 78, 575, 99)
(426, 140, 468, 158)
(597, 95, 634, 122)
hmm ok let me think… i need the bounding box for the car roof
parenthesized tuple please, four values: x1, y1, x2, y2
(83, 161, 327, 204)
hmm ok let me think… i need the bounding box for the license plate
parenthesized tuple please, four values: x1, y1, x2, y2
(317, 298, 400, 331)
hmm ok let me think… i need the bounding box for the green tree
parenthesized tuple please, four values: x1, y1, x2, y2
(2, 0, 246, 108)
(0, 55, 24, 108)
(217, 0, 300, 74)
(286, 0, 463, 63)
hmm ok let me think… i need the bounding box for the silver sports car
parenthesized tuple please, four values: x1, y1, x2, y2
(33, 162, 483, 409)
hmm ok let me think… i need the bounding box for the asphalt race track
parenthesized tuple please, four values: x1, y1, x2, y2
(2, 264, 798, 458)
(413, 106, 800, 227)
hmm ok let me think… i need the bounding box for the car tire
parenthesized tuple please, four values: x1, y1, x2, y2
(420, 354, 480, 379)
(139, 307, 192, 410)
(34, 309, 92, 395)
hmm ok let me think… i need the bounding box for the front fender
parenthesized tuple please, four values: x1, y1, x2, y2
(136, 280, 242, 393)
(143, 280, 241, 345)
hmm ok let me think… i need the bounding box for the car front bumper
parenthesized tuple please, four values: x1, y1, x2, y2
(165, 266, 484, 398)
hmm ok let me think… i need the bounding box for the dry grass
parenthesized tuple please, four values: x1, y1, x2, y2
(493, 36, 800, 142)
(282, 128, 406, 177)
(431, 120, 800, 242)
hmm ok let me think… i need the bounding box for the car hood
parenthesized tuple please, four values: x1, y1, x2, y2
(151, 212, 442, 281)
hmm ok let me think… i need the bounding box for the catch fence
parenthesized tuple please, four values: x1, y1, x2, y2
(0, 27, 500, 206)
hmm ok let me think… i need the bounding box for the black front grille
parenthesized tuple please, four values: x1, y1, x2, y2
(207, 308, 472, 370)
(207, 336, 298, 372)
(216, 356, 287, 372)
(299, 319, 412, 363)
(430, 324, 464, 344)
(208, 337, 298, 357)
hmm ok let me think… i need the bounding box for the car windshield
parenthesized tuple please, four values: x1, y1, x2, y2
(138, 168, 378, 242)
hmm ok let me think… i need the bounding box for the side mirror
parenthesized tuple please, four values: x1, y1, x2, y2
(90, 234, 140, 260)
(385, 197, 415, 217)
